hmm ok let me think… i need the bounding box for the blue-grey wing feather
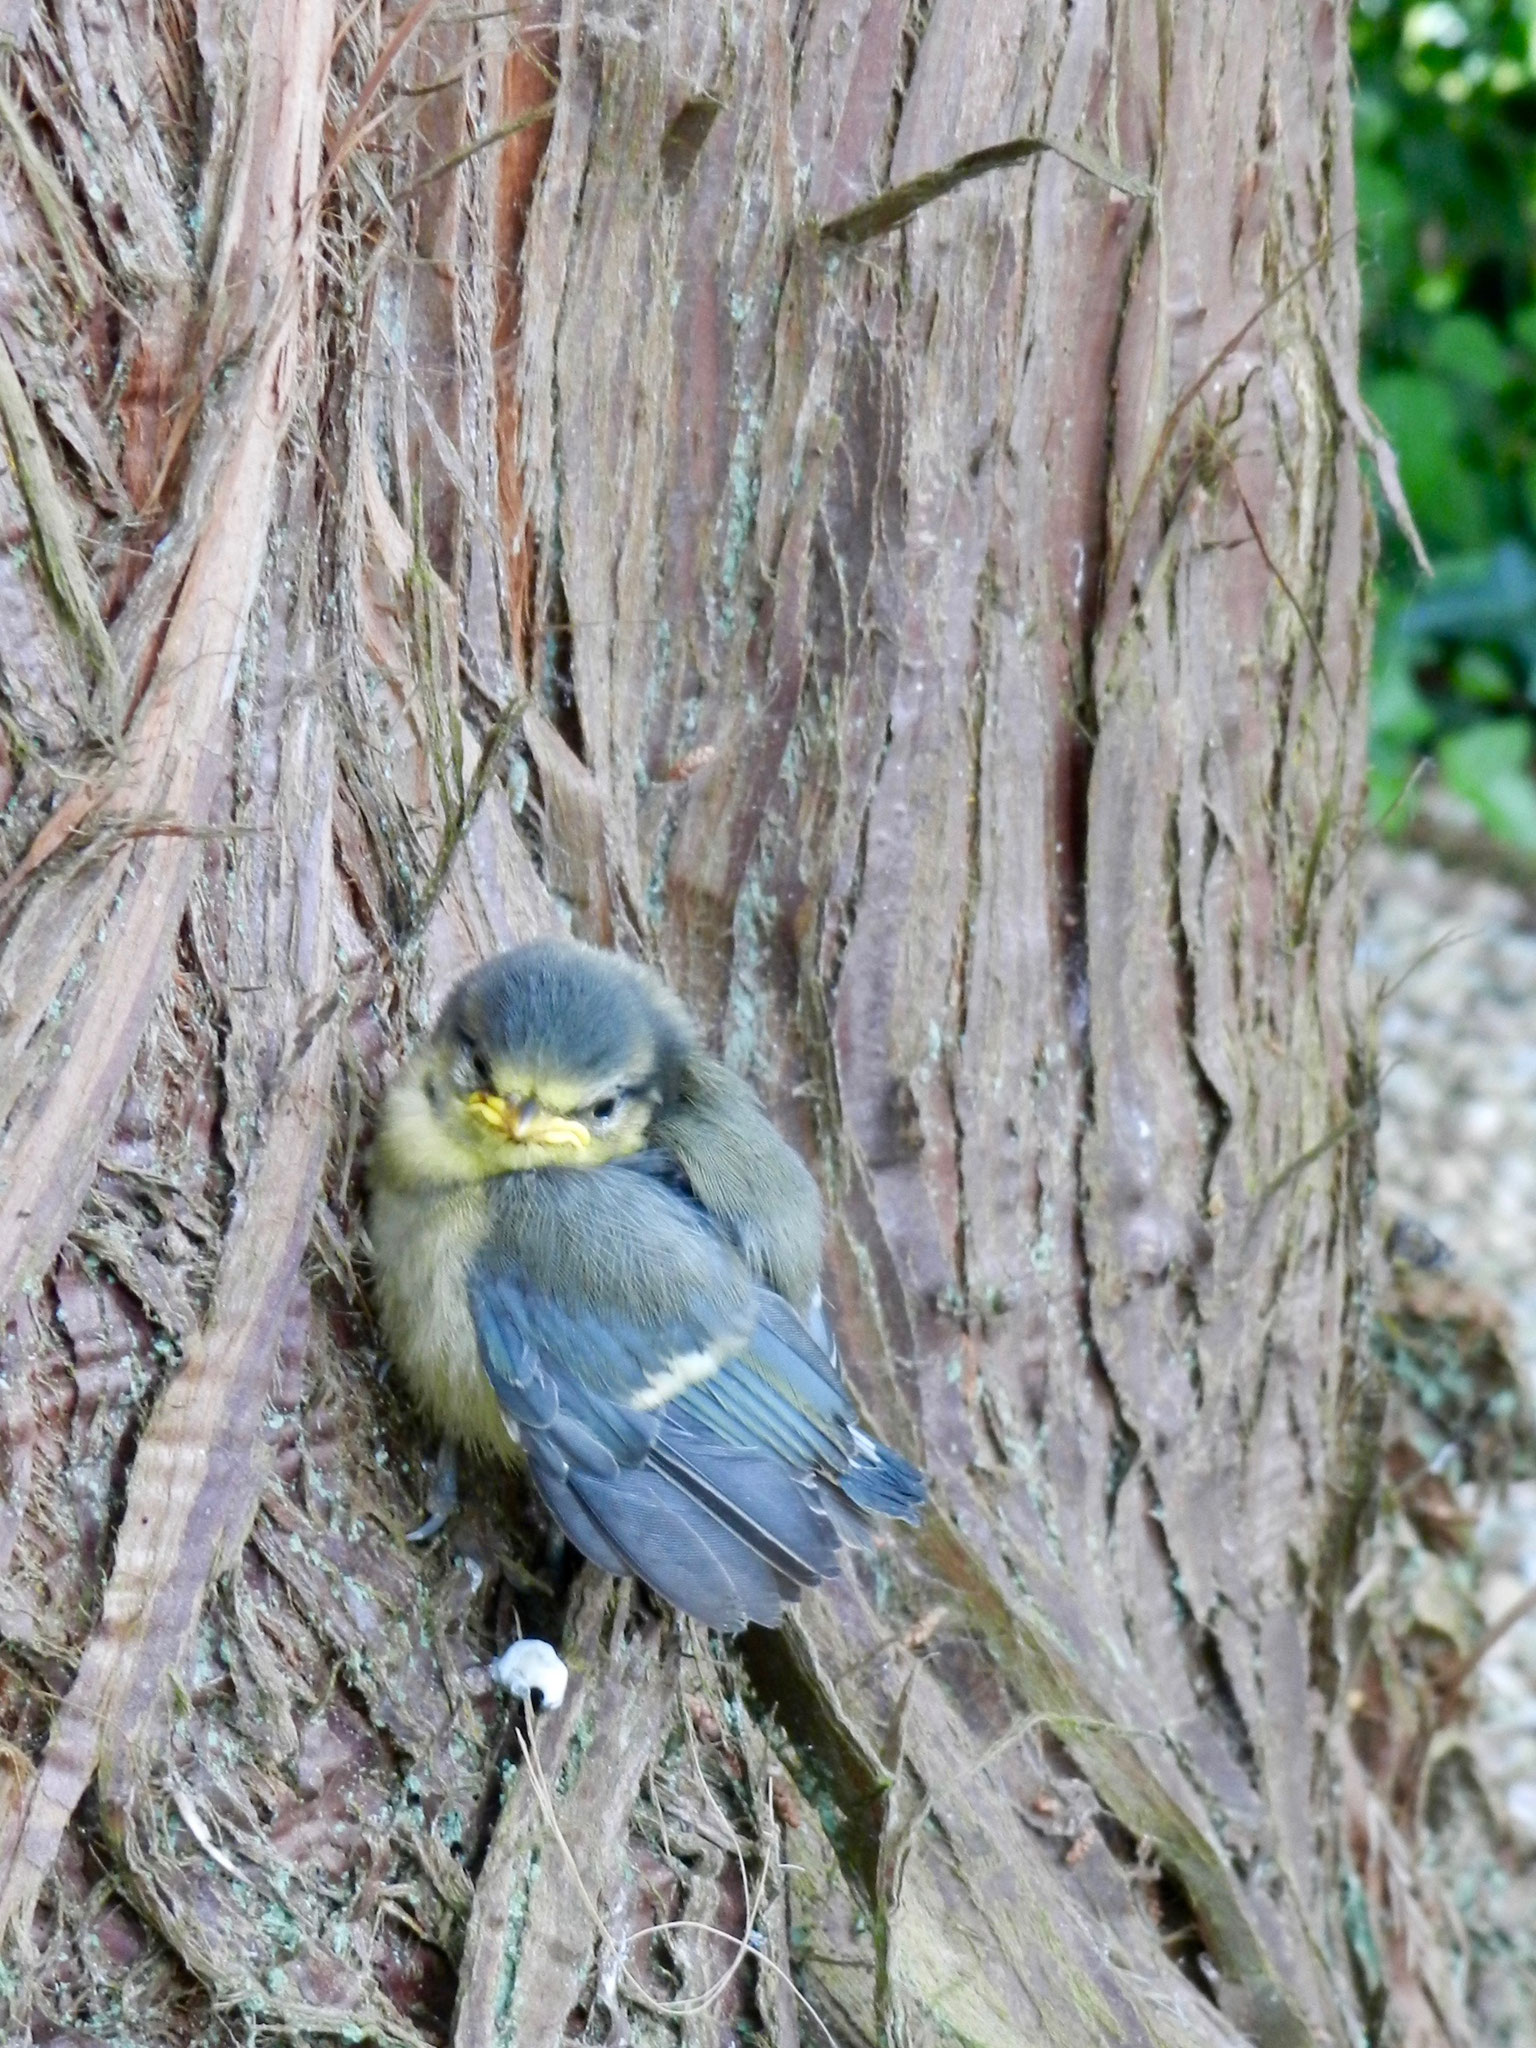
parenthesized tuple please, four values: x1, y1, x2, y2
(464, 1158, 923, 1629)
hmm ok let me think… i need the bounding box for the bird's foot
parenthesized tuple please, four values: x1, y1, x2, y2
(489, 1637, 569, 1711)
(407, 1440, 459, 1543)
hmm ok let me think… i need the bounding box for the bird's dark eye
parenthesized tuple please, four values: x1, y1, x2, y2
(456, 1032, 494, 1092)
(589, 1094, 620, 1124)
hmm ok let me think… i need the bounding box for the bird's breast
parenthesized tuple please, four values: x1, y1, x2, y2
(368, 1179, 514, 1458)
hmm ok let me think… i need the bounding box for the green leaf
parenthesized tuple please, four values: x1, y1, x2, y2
(1372, 650, 1441, 743)
(1352, 85, 1397, 157)
(1439, 715, 1532, 782)
(1474, 771, 1536, 846)
(1357, 0, 1536, 788)
(1438, 718, 1536, 846)
(1413, 270, 1462, 315)
(1399, 540, 1536, 657)
(1425, 311, 1511, 392)
(1355, 160, 1413, 253)
(1449, 645, 1518, 702)
(1403, 6, 1470, 56)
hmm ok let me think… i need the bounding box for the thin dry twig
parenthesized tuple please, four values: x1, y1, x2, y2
(1371, 923, 1473, 1013)
(393, 100, 556, 200)
(0, 332, 125, 727)
(1244, 1109, 1369, 1241)
(0, 77, 100, 307)
(817, 130, 1151, 245)
(1436, 1583, 1536, 1705)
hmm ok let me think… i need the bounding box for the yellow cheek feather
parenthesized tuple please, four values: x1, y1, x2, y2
(375, 1064, 493, 1187)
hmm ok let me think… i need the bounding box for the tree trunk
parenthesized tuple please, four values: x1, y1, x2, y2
(0, 4, 1394, 2045)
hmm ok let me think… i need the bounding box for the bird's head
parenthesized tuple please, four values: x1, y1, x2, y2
(375, 940, 693, 1187)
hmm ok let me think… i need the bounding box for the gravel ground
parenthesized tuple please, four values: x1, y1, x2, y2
(1360, 843, 1536, 1848)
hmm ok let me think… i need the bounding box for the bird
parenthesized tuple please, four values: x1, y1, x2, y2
(367, 937, 926, 1634)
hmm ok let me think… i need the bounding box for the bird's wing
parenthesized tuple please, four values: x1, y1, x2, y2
(665, 1287, 927, 1523)
(467, 1166, 851, 1629)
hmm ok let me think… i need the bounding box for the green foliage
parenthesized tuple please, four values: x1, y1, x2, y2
(1356, 0, 1536, 839)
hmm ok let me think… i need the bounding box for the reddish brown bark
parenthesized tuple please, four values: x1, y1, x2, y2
(0, 4, 1407, 2045)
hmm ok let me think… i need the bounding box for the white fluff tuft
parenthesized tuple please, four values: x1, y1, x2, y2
(489, 1637, 569, 1711)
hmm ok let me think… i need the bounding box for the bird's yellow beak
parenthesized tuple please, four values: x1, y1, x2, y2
(466, 1091, 591, 1153)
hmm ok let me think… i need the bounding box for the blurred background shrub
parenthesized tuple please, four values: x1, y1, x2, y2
(1356, 0, 1536, 847)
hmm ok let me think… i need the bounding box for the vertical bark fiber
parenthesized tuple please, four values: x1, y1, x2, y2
(0, 3, 1391, 2045)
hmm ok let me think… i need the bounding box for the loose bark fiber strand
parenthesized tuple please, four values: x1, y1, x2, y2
(0, 0, 335, 1315)
(0, 991, 340, 1943)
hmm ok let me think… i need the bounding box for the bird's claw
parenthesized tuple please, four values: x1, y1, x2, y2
(407, 1440, 459, 1543)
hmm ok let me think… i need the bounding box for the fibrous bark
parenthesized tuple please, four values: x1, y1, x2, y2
(0, 3, 1410, 2045)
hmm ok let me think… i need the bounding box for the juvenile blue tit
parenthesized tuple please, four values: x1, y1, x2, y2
(368, 938, 926, 1632)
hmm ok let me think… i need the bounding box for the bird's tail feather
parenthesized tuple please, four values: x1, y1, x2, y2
(838, 1429, 927, 1522)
